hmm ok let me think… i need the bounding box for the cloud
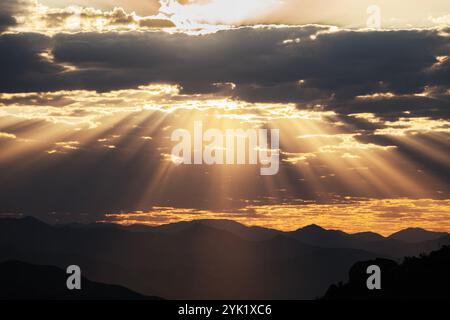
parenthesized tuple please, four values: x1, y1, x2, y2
(0, 26, 447, 122)
(8, 0, 450, 32)
(0, 132, 17, 140)
(157, 0, 282, 28)
(0, 33, 65, 92)
(0, 0, 30, 32)
(49, 27, 449, 102)
(39, 6, 176, 32)
(0, 84, 332, 126)
(430, 14, 450, 25)
(139, 18, 175, 28)
(9, 4, 177, 34)
(0, 12, 17, 33)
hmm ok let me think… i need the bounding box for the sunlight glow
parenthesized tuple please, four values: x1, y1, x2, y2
(158, 0, 282, 29)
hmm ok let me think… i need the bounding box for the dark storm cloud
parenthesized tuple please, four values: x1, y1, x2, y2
(1, 26, 449, 120)
(0, 12, 17, 32)
(0, 33, 68, 92)
(0, 0, 29, 32)
(50, 27, 448, 91)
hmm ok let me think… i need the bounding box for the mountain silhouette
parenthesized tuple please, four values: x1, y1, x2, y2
(0, 217, 448, 299)
(153, 219, 281, 240)
(0, 260, 160, 300)
(351, 232, 385, 242)
(287, 223, 450, 257)
(388, 228, 449, 243)
(289, 224, 352, 247)
(120, 219, 450, 257)
(323, 246, 450, 300)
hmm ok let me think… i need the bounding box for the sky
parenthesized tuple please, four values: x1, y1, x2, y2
(0, 0, 449, 235)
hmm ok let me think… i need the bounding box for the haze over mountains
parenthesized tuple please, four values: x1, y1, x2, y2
(0, 217, 449, 299)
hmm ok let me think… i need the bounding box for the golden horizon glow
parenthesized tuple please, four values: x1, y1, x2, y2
(101, 198, 450, 236)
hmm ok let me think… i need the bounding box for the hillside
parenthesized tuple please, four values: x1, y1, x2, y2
(323, 246, 450, 300)
(0, 260, 159, 300)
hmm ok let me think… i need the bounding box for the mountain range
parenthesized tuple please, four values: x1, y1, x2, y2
(0, 217, 449, 299)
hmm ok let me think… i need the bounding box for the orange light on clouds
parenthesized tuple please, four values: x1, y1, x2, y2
(102, 198, 450, 236)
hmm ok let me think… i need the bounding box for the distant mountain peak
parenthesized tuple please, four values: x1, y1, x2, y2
(400, 227, 427, 232)
(351, 231, 385, 242)
(0, 215, 49, 227)
(389, 228, 448, 243)
(299, 224, 326, 232)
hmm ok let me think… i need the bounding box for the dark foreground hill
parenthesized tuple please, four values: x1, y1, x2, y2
(0, 260, 159, 300)
(323, 246, 450, 300)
